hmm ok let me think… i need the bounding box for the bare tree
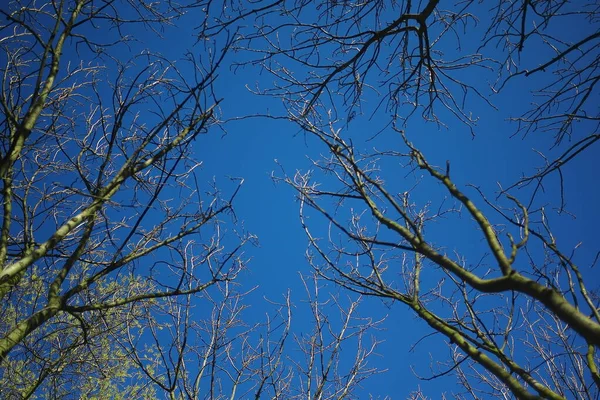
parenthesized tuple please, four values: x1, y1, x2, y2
(3, 0, 599, 398)
(288, 274, 386, 400)
(253, 0, 600, 398)
(112, 272, 385, 399)
(244, 0, 598, 189)
(0, 0, 249, 396)
(283, 124, 599, 398)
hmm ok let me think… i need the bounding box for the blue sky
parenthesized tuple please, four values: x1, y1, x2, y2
(147, 2, 600, 397)
(3, 0, 599, 397)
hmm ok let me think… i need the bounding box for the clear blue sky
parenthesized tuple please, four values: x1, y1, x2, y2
(8, 0, 597, 397)
(134, 2, 599, 397)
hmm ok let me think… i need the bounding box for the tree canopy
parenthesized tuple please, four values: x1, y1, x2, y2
(1, 0, 599, 398)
